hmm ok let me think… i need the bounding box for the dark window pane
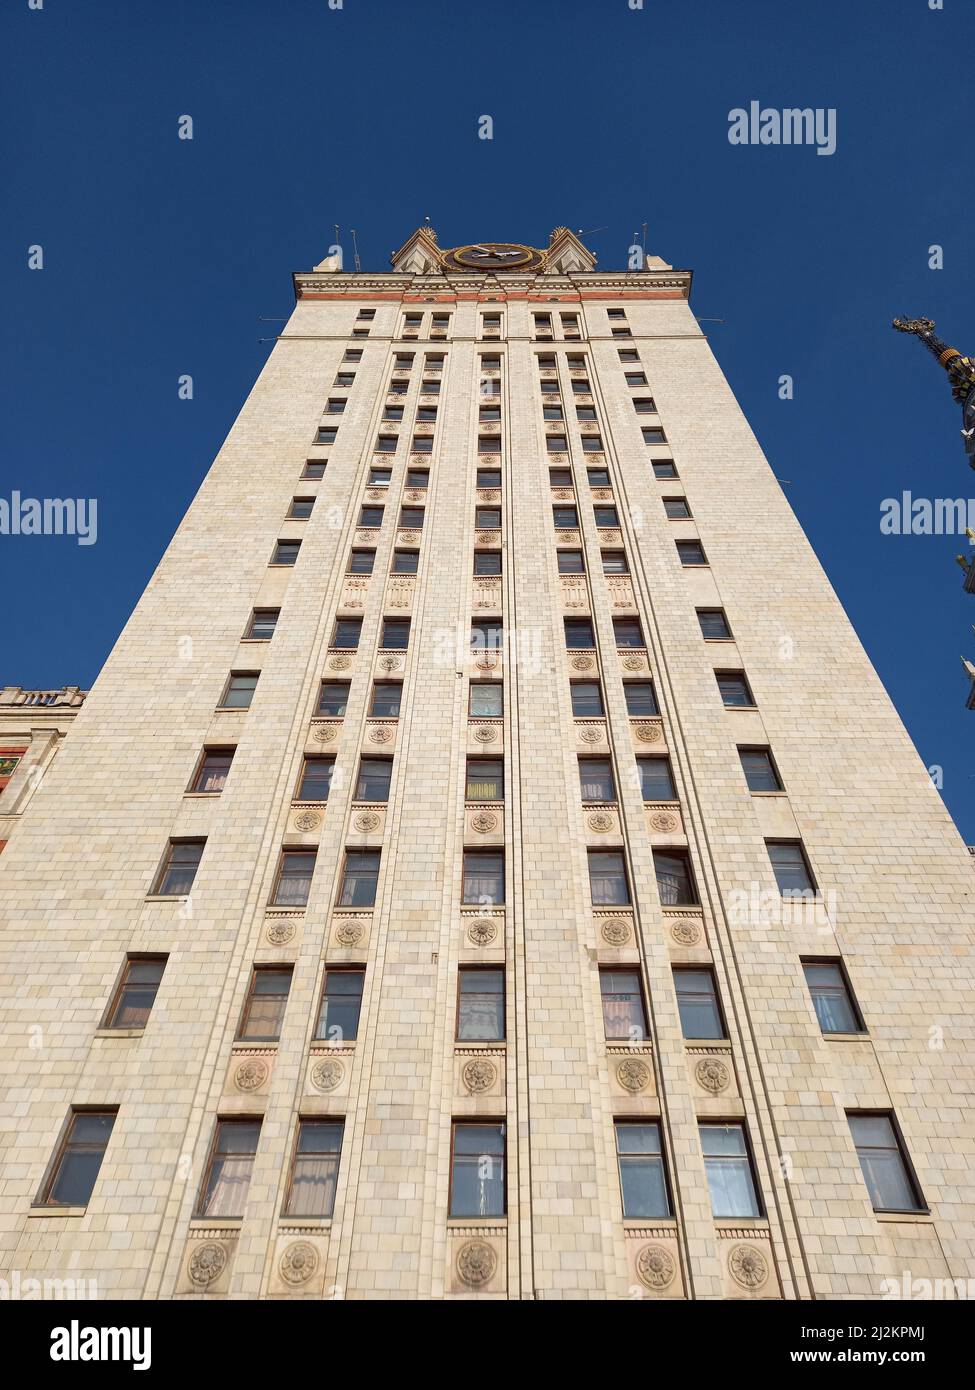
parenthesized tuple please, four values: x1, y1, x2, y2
(588, 850, 629, 905)
(318, 681, 350, 716)
(297, 759, 333, 802)
(355, 758, 392, 801)
(316, 970, 364, 1043)
(392, 550, 419, 574)
(339, 851, 380, 907)
(286, 1120, 344, 1218)
(553, 506, 578, 529)
(594, 506, 619, 527)
(849, 1115, 922, 1212)
(803, 962, 861, 1034)
(653, 850, 696, 906)
(624, 682, 658, 717)
(600, 969, 646, 1040)
(370, 684, 402, 718)
(638, 758, 676, 801)
(674, 969, 724, 1039)
(558, 550, 584, 574)
(767, 841, 815, 895)
(677, 540, 706, 566)
(222, 673, 258, 708)
(247, 609, 279, 640)
(359, 506, 384, 527)
(652, 460, 677, 479)
(348, 550, 375, 574)
(238, 967, 292, 1041)
(381, 619, 410, 649)
(192, 749, 234, 793)
(717, 672, 753, 707)
(457, 969, 505, 1040)
(198, 1120, 260, 1218)
(602, 551, 628, 574)
(333, 619, 362, 649)
(289, 497, 314, 519)
(106, 960, 165, 1030)
(273, 851, 316, 907)
(663, 497, 690, 519)
(579, 758, 615, 802)
(156, 840, 204, 896)
(450, 1124, 505, 1217)
(739, 748, 781, 792)
(44, 1111, 117, 1207)
(471, 622, 503, 651)
(399, 507, 424, 528)
(616, 1123, 670, 1219)
(613, 618, 643, 648)
(476, 508, 501, 528)
(466, 760, 503, 800)
(564, 619, 595, 649)
(698, 609, 731, 640)
(570, 682, 604, 717)
(469, 683, 503, 717)
(272, 541, 301, 566)
(474, 551, 502, 575)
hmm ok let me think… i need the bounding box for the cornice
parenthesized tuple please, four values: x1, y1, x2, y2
(293, 269, 692, 301)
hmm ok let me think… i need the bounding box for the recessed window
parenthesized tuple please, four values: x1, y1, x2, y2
(848, 1114, 925, 1213)
(652, 460, 678, 479)
(576, 406, 597, 422)
(581, 435, 604, 453)
(197, 1119, 261, 1219)
(633, 398, 657, 415)
(348, 549, 375, 574)
(237, 966, 293, 1041)
(153, 839, 204, 896)
(369, 466, 392, 486)
(344, 349, 363, 361)
(302, 460, 327, 480)
(338, 850, 381, 907)
(462, 849, 504, 905)
(572, 379, 591, 394)
(553, 505, 579, 529)
(359, 505, 384, 528)
(381, 618, 411, 650)
(481, 354, 501, 370)
(739, 746, 782, 793)
(471, 620, 502, 651)
(588, 849, 630, 905)
(474, 551, 502, 576)
(674, 968, 725, 1039)
(284, 1120, 344, 1219)
(642, 427, 666, 444)
(411, 436, 434, 454)
(697, 608, 731, 640)
(537, 354, 557, 369)
(220, 671, 258, 709)
(382, 405, 404, 422)
(716, 671, 754, 707)
(316, 427, 338, 445)
(245, 608, 279, 641)
(637, 757, 676, 801)
(457, 968, 505, 1041)
(594, 505, 619, 528)
(653, 849, 697, 906)
(767, 840, 816, 895)
(558, 550, 584, 574)
(399, 506, 424, 529)
(421, 378, 441, 394)
(599, 969, 647, 1040)
(615, 1122, 671, 1219)
(676, 539, 707, 566)
(618, 348, 639, 362)
(392, 549, 419, 574)
(388, 378, 408, 395)
(466, 758, 504, 800)
(288, 496, 315, 520)
(570, 680, 604, 717)
(355, 758, 392, 802)
(375, 435, 397, 453)
(104, 957, 167, 1031)
(272, 540, 301, 566)
(579, 758, 615, 803)
(802, 960, 864, 1034)
(623, 681, 659, 717)
(296, 757, 334, 802)
(332, 618, 362, 649)
(564, 617, 595, 649)
(476, 436, 497, 455)
(602, 551, 628, 574)
(334, 372, 355, 387)
(613, 617, 643, 648)
(191, 747, 235, 794)
(315, 968, 365, 1043)
(450, 1122, 506, 1218)
(700, 1124, 762, 1218)
(394, 352, 413, 367)
(534, 313, 551, 328)
(370, 683, 402, 718)
(546, 434, 568, 452)
(624, 372, 648, 386)
(663, 496, 691, 519)
(477, 467, 501, 489)
(587, 467, 611, 488)
(317, 680, 350, 716)
(475, 506, 501, 528)
(543, 404, 564, 421)
(406, 468, 429, 489)
(357, 309, 376, 321)
(272, 849, 316, 907)
(478, 405, 501, 423)
(540, 379, 560, 395)
(469, 682, 503, 718)
(608, 309, 627, 321)
(38, 1110, 117, 1208)
(549, 468, 572, 488)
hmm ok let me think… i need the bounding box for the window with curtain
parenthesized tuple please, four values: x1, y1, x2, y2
(599, 969, 647, 1040)
(198, 1120, 261, 1218)
(616, 1123, 671, 1219)
(588, 850, 630, 905)
(285, 1121, 344, 1218)
(315, 969, 365, 1043)
(462, 851, 504, 905)
(699, 1124, 761, 1219)
(466, 760, 503, 801)
(450, 1123, 506, 1217)
(457, 969, 505, 1041)
(653, 850, 696, 906)
(579, 758, 616, 803)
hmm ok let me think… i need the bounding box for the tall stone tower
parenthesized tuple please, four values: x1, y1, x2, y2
(1, 228, 971, 1301)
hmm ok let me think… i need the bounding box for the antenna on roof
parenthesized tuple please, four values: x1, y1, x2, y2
(576, 226, 607, 237)
(642, 222, 647, 253)
(351, 228, 361, 273)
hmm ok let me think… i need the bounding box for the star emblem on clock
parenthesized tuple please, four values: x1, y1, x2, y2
(442, 241, 545, 271)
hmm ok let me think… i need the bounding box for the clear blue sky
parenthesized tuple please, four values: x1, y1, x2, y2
(3, 0, 974, 837)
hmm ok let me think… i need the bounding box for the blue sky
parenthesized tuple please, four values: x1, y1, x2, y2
(3, 0, 974, 837)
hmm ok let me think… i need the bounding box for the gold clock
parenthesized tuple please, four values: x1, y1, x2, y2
(442, 242, 544, 271)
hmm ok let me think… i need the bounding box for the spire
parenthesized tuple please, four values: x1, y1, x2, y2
(892, 317, 975, 405)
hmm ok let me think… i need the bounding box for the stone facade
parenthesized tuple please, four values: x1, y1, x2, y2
(0, 686, 87, 849)
(0, 231, 972, 1301)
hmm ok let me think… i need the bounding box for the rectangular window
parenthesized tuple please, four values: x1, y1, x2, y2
(633, 398, 657, 414)
(594, 505, 619, 528)
(624, 372, 648, 386)
(338, 850, 380, 907)
(581, 436, 604, 454)
(462, 849, 504, 905)
(608, 309, 627, 320)
(370, 683, 402, 718)
(802, 960, 864, 1034)
(457, 968, 505, 1041)
(355, 758, 392, 802)
(334, 372, 355, 387)
(599, 969, 647, 1040)
(471, 620, 503, 651)
(553, 505, 579, 529)
(616, 1122, 671, 1219)
(357, 309, 376, 320)
(39, 1110, 117, 1208)
(237, 966, 293, 1042)
(663, 496, 691, 519)
(540, 379, 560, 394)
(478, 405, 500, 423)
(557, 550, 584, 574)
(191, 747, 234, 794)
(344, 349, 362, 361)
(476, 436, 497, 455)
(576, 406, 598, 422)
(570, 681, 604, 717)
(848, 1114, 924, 1213)
(375, 435, 397, 453)
(739, 747, 782, 793)
(154, 839, 204, 896)
(302, 460, 327, 480)
(383, 405, 404, 422)
(587, 467, 611, 487)
(652, 460, 678, 479)
(284, 1120, 344, 1218)
(653, 849, 697, 906)
(642, 426, 667, 444)
(104, 957, 167, 1031)
(380, 618, 410, 649)
(315, 968, 365, 1043)
(676, 539, 707, 566)
(548, 468, 572, 488)
(198, 1119, 261, 1218)
(602, 551, 628, 574)
(477, 467, 501, 488)
(272, 849, 316, 907)
(332, 618, 362, 649)
(716, 671, 754, 707)
(697, 608, 732, 640)
(466, 758, 504, 801)
(296, 757, 334, 802)
(469, 682, 503, 717)
(245, 608, 279, 640)
(406, 468, 429, 488)
(572, 380, 591, 394)
(317, 680, 350, 716)
(348, 549, 375, 574)
(399, 507, 424, 528)
(391, 549, 419, 574)
(316, 427, 337, 445)
(475, 507, 501, 528)
(637, 757, 676, 801)
(474, 551, 502, 576)
(450, 1122, 506, 1217)
(359, 505, 384, 527)
(421, 378, 441, 394)
(674, 968, 725, 1039)
(543, 404, 564, 421)
(411, 437, 434, 455)
(624, 681, 659, 717)
(618, 348, 639, 362)
(613, 617, 643, 648)
(767, 840, 816, 895)
(288, 496, 315, 519)
(546, 434, 568, 453)
(700, 1124, 762, 1218)
(588, 849, 630, 905)
(272, 540, 300, 566)
(579, 758, 616, 803)
(369, 469, 392, 491)
(564, 618, 595, 649)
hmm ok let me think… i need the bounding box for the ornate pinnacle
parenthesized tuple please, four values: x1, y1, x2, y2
(892, 316, 975, 404)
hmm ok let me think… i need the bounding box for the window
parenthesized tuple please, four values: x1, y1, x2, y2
(676, 539, 707, 566)
(653, 849, 697, 906)
(478, 405, 500, 423)
(369, 466, 392, 486)
(558, 550, 584, 574)
(587, 467, 611, 488)
(618, 348, 639, 362)
(546, 434, 568, 452)
(154, 839, 204, 896)
(450, 1122, 506, 1217)
(700, 1124, 762, 1218)
(296, 757, 334, 802)
(534, 313, 552, 329)
(380, 618, 410, 649)
(602, 551, 628, 574)
(663, 496, 691, 519)
(302, 460, 327, 480)
(767, 841, 816, 895)
(848, 1114, 924, 1213)
(318, 680, 350, 716)
(624, 681, 659, 717)
(399, 507, 425, 529)
(543, 404, 564, 421)
(348, 549, 375, 574)
(406, 468, 429, 489)
(570, 681, 604, 717)
(572, 379, 591, 394)
(272, 849, 316, 907)
(642, 427, 667, 444)
(316, 426, 338, 445)
(315, 968, 365, 1043)
(477, 436, 497, 454)
(104, 957, 167, 1030)
(462, 850, 504, 904)
(288, 496, 315, 520)
(599, 969, 647, 1040)
(272, 540, 301, 566)
(334, 372, 355, 387)
(633, 398, 657, 415)
(474, 551, 502, 576)
(697, 608, 732, 640)
(579, 758, 615, 803)
(481, 354, 501, 370)
(576, 406, 597, 422)
(284, 1120, 344, 1218)
(674, 968, 725, 1039)
(594, 505, 619, 528)
(624, 372, 648, 386)
(475, 507, 501, 528)
(652, 460, 678, 479)
(716, 671, 754, 707)
(566, 354, 586, 369)
(469, 683, 503, 717)
(540, 379, 560, 394)
(332, 618, 362, 649)
(357, 309, 376, 321)
(608, 308, 627, 321)
(237, 966, 293, 1041)
(359, 505, 384, 528)
(637, 757, 676, 801)
(537, 353, 556, 369)
(245, 608, 279, 640)
(588, 849, 630, 905)
(553, 505, 579, 529)
(392, 549, 419, 574)
(802, 961, 864, 1034)
(739, 747, 782, 793)
(457, 968, 505, 1041)
(382, 405, 404, 422)
(564, 617, 595, 649)
(338, 850, 381, 907)
(190, 747, 234, 794)
(344, 348, 362, 361)
(471, 621, 502, 651)
(375, 435, 397, 453)
(198, 1120, 261, 1218)
(394, 353, 413, 367)
(370, 683, 402, 718)
(355, 758, 392, 802)
(411, 436, 434, 454)
(477, 468, 501, 489)
(616, 1123, 671, 1219)
(549, 468, 572, 489)
(613, 617, 643, 648)
(466, 759, 503, 800)
(582, 436, 604, 454)
(39, 1110, 117, 1208)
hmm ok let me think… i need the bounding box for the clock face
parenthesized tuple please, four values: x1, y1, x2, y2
(443, 242, 544, 271)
